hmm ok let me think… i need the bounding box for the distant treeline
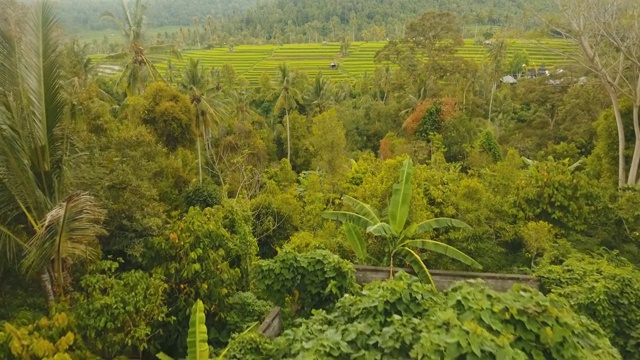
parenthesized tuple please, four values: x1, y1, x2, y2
(53, 0, 256, 31)
(56, 0, 555, 42)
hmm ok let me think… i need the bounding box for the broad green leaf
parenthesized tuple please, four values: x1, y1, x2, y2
(389, 158, 413, 234)
(409, 218, 471, 237)
(322, 211, 374, 229)
(404, 239, 482, 269)
(343, 222, 368, 262)
(396, 247, 435, 288)
(217, 322, 259, 359)
(366, 222, 395, 237)
(342, 195, 381, 224)
(156, 352, 174, 360)
(187, 299, 209, 360)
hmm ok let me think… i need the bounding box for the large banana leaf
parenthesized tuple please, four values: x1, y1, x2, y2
(366, 222, 395, 237)
(403, 239, 482, 269)
(343, 222, 367, 262)
(388, 158, 413, 234)
(322, 211, 374, 229)
(342, 195, 381, 224)
(187, 299, 209, 360)
(407, 218, 471, 237)
(396, 247, 435, 287)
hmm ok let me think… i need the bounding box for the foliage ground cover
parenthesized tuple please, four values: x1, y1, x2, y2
(226, 273, 621, 359)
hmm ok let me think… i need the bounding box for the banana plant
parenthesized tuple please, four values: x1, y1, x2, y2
(322, 158, 482, 287)
(157, 299, 209, 360)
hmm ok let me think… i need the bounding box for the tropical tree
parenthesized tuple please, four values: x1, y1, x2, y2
(0, 0, 104, 304)
(230, 87, 258, 123)
(486, 39, 507, 122)
(322, 158, 481, 287)
(304, 72, 335, 115)
(101, 0, 181, 96)
(178, 58, 227, 185)
(273, 63, 302, 162)
(552, 0, 640, 187)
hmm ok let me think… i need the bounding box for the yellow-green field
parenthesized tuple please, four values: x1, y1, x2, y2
(92, 39, 576, 85)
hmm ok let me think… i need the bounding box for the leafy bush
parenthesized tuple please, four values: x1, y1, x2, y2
(225, 292, 273, 334)
(536, 252, 640, 358)
(144, 204, 258, 355)
(222, 332, 275, 360)
(134, 82, 195, 152)
(253, 249, 358, 316)
(1, 312, 96, 359)
(230, 273, 620, 359)
(74, 260, 169, 358)
(250, 189, 301, 259)
(184, 180, 223, 210)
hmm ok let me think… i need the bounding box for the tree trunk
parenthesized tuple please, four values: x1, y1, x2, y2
(285, 109, 291, 162)
(628, 104, 640, 184)
(40, 269, 55, 308)
(197, 136, 203, 185)
(608, 92, 627, 187)
(488, 81, 496, 122)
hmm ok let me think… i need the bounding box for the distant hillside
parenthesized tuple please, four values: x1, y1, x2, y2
(55, 0, 556, 44)
(216, 0, 556, 43)
(53, 0, 257, 31)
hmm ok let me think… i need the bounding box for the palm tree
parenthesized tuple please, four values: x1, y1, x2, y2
(487, 39, 507, 122)
(0, 0, 105, 304)
(230, 87, 257, 124)
(101, 0, 181, 96)
(178, 58, 227, 184)
(273, 63, 302, 162)
(305, 72, 335, 115)
(323, 158, 481, 287)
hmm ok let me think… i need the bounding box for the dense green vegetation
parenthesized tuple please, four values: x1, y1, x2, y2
(227, 273, 621, 359)
(2, 0, 640, 358)
(56, 0, 554, 44)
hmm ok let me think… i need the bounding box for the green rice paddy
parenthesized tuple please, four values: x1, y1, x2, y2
(92, 39, 577, 85)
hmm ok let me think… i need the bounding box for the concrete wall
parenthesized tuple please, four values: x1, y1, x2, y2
(258, 306, 282, 338)
(355, 265, 540, 291)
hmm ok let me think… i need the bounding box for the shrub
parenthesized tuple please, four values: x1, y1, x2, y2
(223, 332, 275, 360)
(253, 249, 358, 316)
(225, 292, 273, 334)
(250, 190, 301, 259)
(74, 260, 169, 358)
(133, 82, 195, 152)
(184, 180, 223, 210)
(536, 252, 640, 358)
(230, 273, 620, 359)
(1, 312, 96, 359)
(143, 204, 258, 355)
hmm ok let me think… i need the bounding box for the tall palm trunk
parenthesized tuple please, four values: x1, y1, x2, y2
(488, 81, 496, 122)
(197, 136, 203, 185)
(40, 269, 55, 306)
(285, 108, 291, 162)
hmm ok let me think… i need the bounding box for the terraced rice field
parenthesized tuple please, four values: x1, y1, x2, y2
(93, 39, 576, 85)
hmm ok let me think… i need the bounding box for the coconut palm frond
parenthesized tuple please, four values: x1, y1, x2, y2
(0, 22, 21, 95)
(20, 0, 67, 198)
(22, 192, 105, 292)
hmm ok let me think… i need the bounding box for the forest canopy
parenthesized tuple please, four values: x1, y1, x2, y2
(1, 0, 640, 358)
